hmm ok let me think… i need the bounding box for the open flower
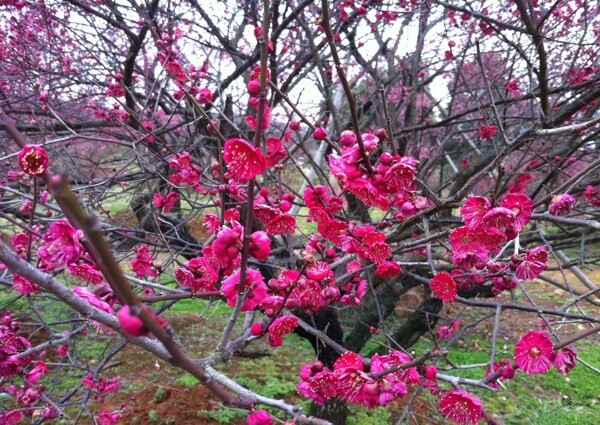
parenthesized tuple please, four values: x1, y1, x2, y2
(514, 330, 553, 374)
(38, 219, 84, 268)
(223, 138, 267, 181)
(267, 315, 298, 347)
(18, 145, 49, 176)
(438, 389, 483, 425)
(430, 272, 458, 303)
(500, 193, 532, 231)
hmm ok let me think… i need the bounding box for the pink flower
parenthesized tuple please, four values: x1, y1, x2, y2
(211, 223, 243, 267)
(514, 330, 554, 374)
(500, 193, 532, 232)
(584, 185, 600, 207)
(552, 347, 576, 375)
(479, 124, 497, 139)
(131, 245, 158, 278)
(438, 389, 483, 425)
(38, 219, 84, 268)
(375, 261, 402, 278)
(68, 262, 104, 285)
(202, 214, 221, 235)
(339, 130, 357, 146)
(297, 361, 337, 404)
(0, 411, 22, 425)
(26, 361, 49, 383)
(505, 79, 520, 96)
(220, 268, 267, 311)
(18, 145, 49, 176)
(460, 196, 490, 229)
(162, 191, 179, 213)
(438, 320, 461, 340)
(12, 274, 39, 296)
(72, 287, 114, 314)
(333, 352, 379, 407)
(515, 246, 548, 280)
(197, 87, 212, 104)
(117, 305, 146, 336)
(177, 262, 219, 293)
(167, 151, 192, 170)
(430, 272, 457, 303)
(247, 80, 261, 96)
(382, 156, 418, 192)
(249, 231, 271, 260)
(223, 138, 267, 181)
(250, 323, 263, 336)
(549, 194, 576, 216)
(265, 213, 296, 235)
(267, 315, 298, 347)
(313, 127, 327, 140)
(97, 411, 121, 425)
(482, 207, 516, 231)
(246, 410, 273, 425)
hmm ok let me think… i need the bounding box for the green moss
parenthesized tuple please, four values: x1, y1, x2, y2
(176, 373, 198, 387)
(347, 405, 392, 425)
(197, 407, 245, 424)
(148, 410, 160, 423)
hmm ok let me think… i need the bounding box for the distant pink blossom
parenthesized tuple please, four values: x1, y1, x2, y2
(479, 124, 497, 139)
(97, 411, 121, 425)
(375, 261, 402, 278)
(549, 194, 576, 216)
(26, 361, 49, 383)
(131, 245, 158, 278)
(584, 185, 600, 207)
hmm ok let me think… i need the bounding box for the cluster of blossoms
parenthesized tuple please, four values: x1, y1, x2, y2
(296, 351, 419, 408)
(8, 219, 107, 296)
(302, 184, 401, 279)
(167, 150, 204, 190)
(81, 373, 120, 402)
(0, 314, 56, 423)
(327, 130, 425, 218)
(130, 245, 159, 278)
(434, 193, 551, 300)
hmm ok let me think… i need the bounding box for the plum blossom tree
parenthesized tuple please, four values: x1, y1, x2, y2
(1, 0, 600, 424)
